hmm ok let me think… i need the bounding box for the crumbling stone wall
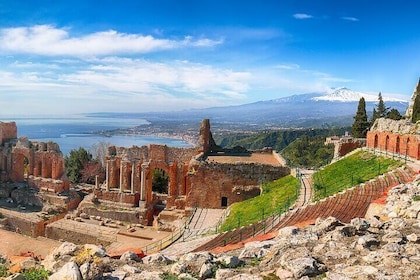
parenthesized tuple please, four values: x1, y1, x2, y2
(186, 159, 290, 208)
(0, 122, 68, 192)
(0, 121, 17, 146)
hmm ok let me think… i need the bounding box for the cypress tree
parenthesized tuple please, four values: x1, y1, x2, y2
(352, 97, 369, 138)
(376, 92, 388, 118)
(371, 92, 388, 124)
(412, 79, 420, 123)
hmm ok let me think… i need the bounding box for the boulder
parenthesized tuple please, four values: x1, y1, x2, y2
(120, 251, 140, 262)
(199, 262, 215, 279)
(49, 261, 82, 280)
(171, 262, 186, 275)
(142, 253, 173, 265)
(284, 257, 326, 278)
(179, 252, 214, 273)
(350, 218, 370, 231)
(311, 216, 343, 235)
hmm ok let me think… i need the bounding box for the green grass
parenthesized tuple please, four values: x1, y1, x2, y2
(221, 175, 299, 231)
(313, 150, 403, 200)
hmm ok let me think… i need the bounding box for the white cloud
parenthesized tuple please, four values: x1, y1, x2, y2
(293, 13, 313, 19)
(274, 63, 300, 70)
(0, 25, 223, 57)
(0, 57, 252, 115)
(341, 16, 359, 22)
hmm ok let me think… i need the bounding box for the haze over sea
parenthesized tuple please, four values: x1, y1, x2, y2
(3, 115, 192, 155)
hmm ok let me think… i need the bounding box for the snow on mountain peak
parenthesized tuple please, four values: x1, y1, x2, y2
(312, 87, 405, 102)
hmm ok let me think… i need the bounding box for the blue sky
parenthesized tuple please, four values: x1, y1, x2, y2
(0, 0, 419, 116)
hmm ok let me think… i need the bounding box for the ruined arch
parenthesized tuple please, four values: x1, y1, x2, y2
(385, 135, 390, 151)
(406, 137, 411, 156)
(11, 149, 33, 182)
(396, 136, 400, 154)
(374, 134, 379, 148)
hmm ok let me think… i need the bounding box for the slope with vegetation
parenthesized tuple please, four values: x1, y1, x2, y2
(313, 150, 403, 200)
(221, 175, 299, 231)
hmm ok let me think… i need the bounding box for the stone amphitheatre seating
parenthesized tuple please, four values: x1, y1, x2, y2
(192, 166, 416, 253)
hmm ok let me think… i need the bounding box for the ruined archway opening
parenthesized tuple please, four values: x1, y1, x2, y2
(152, 169, 169, 194)
(23, 156, 29, 179)
(221, 197, 228, 207)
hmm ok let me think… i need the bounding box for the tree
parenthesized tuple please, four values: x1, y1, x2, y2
(370, 92, 389, 124)
(386, 108, 402, 120)
(65, 147, 93, 183)
(152, 169, 169, 193)
(90, 141, 111, 167)
(412, 80, 420, 123)
(352, 97, 369, 138)
(376, 92, 388, 118)
(80, 161, 105, 185)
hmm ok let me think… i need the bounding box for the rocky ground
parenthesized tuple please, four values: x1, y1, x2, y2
(1, 176, 419, 279)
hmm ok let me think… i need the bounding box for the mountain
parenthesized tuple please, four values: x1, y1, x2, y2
(311, 87, 406, 102)
(91, 88, 409, 128)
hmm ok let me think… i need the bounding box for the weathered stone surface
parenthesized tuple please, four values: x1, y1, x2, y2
(284, 257, 326, 278)
(49, 261, 82, 280)
(179, 251, 214, 273)
(171, 262, 186, 275)
(350, 217, 370, 231)
(142, 253, 173, 265)
(215, 268, 237, 279)
(357, 234, 380, 248)
(239, 241, 272, 260)
(120, 251, 140, 262)
(216, 255, 241, 268)
(311, 216, 343, 235)
(199, 262, 214, 279)
(122, 264, 141, 274)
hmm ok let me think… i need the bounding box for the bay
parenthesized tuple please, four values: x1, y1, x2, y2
(3, 115, 192, 155)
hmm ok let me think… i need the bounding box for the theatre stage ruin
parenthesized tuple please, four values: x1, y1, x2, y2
(0, 119, 289, 240)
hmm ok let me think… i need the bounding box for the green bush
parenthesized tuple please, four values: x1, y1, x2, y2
(21, 267, 50, 280)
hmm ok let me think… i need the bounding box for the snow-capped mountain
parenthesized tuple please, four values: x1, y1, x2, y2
(130, 87, 409, 128)
(312, 87, 407, 102)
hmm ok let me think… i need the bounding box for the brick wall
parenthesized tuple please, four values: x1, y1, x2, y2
(366, 131, 420, 159)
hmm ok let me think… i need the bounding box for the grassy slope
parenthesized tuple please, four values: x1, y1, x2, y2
(313, 150, 403, 200)
(221, 175, 299, 231)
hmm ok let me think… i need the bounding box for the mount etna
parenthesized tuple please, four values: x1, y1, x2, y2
(98, 88, 408, 128)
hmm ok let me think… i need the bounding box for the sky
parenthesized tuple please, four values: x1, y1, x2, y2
(0, 0, 419, 116)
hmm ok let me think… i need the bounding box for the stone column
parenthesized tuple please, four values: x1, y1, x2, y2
(119, 162, 124, 193)
(95, 175, 99, 189)
(105, 161, 110, 191)
(140, 163, 148, 201)
(131, 161, 135, 194)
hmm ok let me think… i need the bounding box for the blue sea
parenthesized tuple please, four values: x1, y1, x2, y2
(2, 115, 192, 155)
